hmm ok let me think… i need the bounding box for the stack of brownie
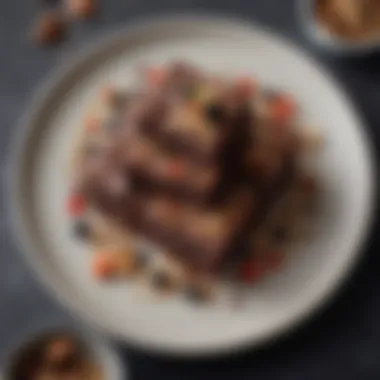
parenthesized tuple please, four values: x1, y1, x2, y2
(80, 63, 294, 274)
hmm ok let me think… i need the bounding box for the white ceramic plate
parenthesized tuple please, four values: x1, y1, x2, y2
(7, 14, 375, 356)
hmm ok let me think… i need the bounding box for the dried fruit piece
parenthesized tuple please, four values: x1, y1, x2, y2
(67, 194, 87, 216)
(91, 254, 117, 279)
(66, 0, 97, 19)
(32, 11, 65, 46)
(270, 95, 296, 124)
(239, 260, 265, 284)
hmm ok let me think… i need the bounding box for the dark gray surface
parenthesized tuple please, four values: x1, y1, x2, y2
(1, 1, 380, 379)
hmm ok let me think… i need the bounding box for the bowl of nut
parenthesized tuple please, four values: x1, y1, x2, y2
(298, 0, 380, 54)
(2, 324, 125, 380)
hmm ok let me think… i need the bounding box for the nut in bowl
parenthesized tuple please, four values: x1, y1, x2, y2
(3, 326, 124, 380)
(298, 0, 380, 54)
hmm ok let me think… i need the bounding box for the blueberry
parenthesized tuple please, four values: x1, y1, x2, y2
(151, 271, 172, 290)
(204, 103, 225, 123)
(72, 220, 92, 240)
(271, 226, 288, 243)
(184, 285, 208, 303)
(135, 249, 149, 269)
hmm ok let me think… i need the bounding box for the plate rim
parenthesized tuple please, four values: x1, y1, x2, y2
(5, 12, 377, 357)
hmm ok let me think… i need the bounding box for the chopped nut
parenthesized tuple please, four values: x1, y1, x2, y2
(44, 336, 79, 370)
(66, 0, 97, 19)
(114, 250, 137, 276)
(32, 11, 65, 46)
(316, 0, 380, 41)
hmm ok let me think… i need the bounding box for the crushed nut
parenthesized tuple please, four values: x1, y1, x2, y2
(32, 11, 65, 46)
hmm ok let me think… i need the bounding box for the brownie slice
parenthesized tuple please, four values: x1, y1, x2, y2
(122, 62, 254, 165)
(86, 185, 256, 273)
(123, 125, 220, 203)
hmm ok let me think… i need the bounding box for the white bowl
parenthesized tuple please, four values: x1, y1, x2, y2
(298, 0, 380, 55)
(6, 14, 376, 356)
(1, 323, 125, 380)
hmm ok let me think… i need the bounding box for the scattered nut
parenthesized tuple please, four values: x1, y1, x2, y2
(32, 11, 65, 46)
(66, 0, 97, 19)
(114, 250, 137, 277)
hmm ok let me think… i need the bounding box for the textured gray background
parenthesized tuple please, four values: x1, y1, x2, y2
(1, 0, 380, 379)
